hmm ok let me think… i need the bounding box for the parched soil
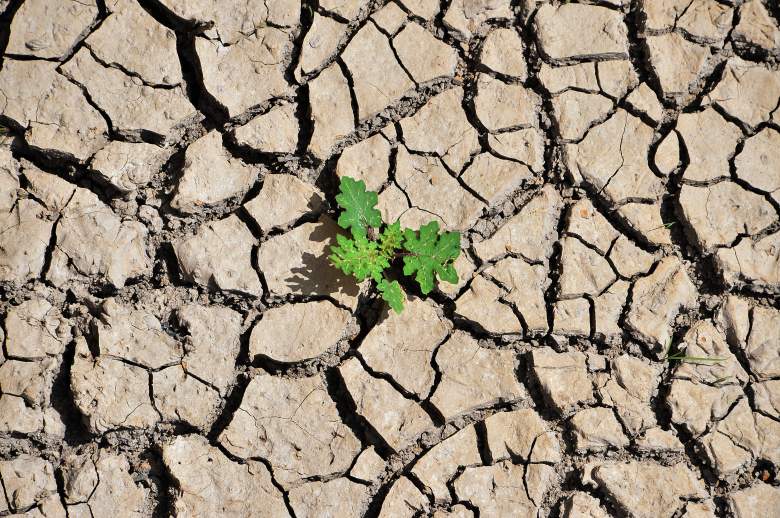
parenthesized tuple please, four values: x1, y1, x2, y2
(0, 0, 779, 517)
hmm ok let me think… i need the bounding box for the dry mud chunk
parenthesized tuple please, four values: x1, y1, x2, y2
(379, 476, 429, 517)
(597, 60, 639, 100)
(735, 128, 780, 198)
(484, 408, 561, 463)
(373, 3, 408, 34)
(153, 365, 221, 428)
(308, 63, 354, 158)
(295, 14, 346, 78)
(487, 257, 549, 335)
(399, 87, 480, 172)
(592, 280, 629, 341)
(563, 492, 609, 518)
(743, 306, 780, 380)
(487, 128, 544, 172)
(565, 196, 619, 252)
(176, 304, 242, 395)
(250, 300, 353, 363)
(70, 337, 158, 434)
(195, 30, 293, 118)
(164, 434, 289, 517)
(0, 357, 57, 407)
(650, 0, 732, 43)
(433, 505, 474, 518)
(159, 0, 299, 44)
(431, 331, 525, 420)
(244, 174, 323, 232)
(655, 131, 680, 176)
(626, 256, 697, 352)
(350, 447, 385, 483)
(534, 3, 629, 61)
(531, 349, 593, 414)
(234, 103, 299, 153)
(219, 373, 360, 486)
(552, 91, 613, 141)
(5, 298, 70, 359)
(674, 320, 749, 384)
(677, 108, 741, 182)
(361, 297, 448, 397)
(617, 202, 672, 245)
(626, 83, 664, 124)
(634, 427, 684, 453)
(96, 300, 181, 369)
(752, 380, 780, 419)
(43, 186, 150, 289)
(559, 236, 616, 298)
(700, 398, 779, 477)
(339, 358, 433, 452)
(0, 394, 44, 434)
(0, 59, 107, 160)
(412, 425, 481, 503)
(171, 130, 257, 213)
(705, 58, 780, 129)
(378, 183, 409, 223)
(667, 378, 743, 437)
(63, 451, 149, 516)
(729, 483, 780, 518)
(645, 34, 710, 102)
(553, 298, 591, 336)
(86, 0, 180, 86)
(598, 355, 661, 435)
(0, 194, 52, 283)
(290, 478, 369, 518)
(61, 48, 195, 138)
(583, 461, 705, 518)
(395, 148, 484, 231)
(394, 23, 458, 83)
(342, 23, 413, 120)
(678, 182, 776, 252)
(733, 0, 780, 54)
(538, 62, 599, 94)
(715, 230, 780, 290)
(336, 133, 391, 192)
(570, 407, 629, 452)
(6, 0, 97, 59)
(475, 74, 539, 132)
(443, 0, 512, 40)
(461, 153, 533, 207)
(565, 109, 663, 204)
(454, 461, 543, 516)
(257, 217, 361, 308)
(480, 28, 526, 79)
(610, 237, 654, 278)
(0, 455, 58, 512)
(90, 141, 164, 193)
(174, 215, 262, 296)
(454, 275, 521, 335)
(319, 0, 363, 19)
(474, 185, 562, 263)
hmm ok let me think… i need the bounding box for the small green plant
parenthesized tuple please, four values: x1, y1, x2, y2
(329, 176, 460, 313)
(663, 338, 727, 365)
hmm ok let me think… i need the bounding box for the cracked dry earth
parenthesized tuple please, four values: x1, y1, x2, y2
(1, 1, 780, 518)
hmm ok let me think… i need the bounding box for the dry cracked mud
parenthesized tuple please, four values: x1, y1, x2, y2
(0, 0, 779, 517)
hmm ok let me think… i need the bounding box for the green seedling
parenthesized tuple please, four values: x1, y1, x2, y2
(329, 176, 460, 313)
(663, 338, 726, 365)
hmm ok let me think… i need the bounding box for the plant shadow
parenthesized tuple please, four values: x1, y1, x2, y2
(282, 219, 361, 303)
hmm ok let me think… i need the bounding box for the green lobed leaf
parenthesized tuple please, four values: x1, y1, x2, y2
(378, 220, 403, 259)
(401, 221, 461, 294)
(377, 278, 405, 314)
(335, 176, 382, 234)
(329, 229, 388, 283)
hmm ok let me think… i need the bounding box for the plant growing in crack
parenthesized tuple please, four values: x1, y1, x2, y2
(328, 176, 460, 313)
